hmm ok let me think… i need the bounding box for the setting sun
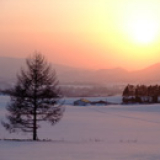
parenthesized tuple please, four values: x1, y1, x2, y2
(126, 7, 159, 44)
(129, 16, 158, 44)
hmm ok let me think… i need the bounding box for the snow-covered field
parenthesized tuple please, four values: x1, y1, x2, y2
(1, 95, 160, 160)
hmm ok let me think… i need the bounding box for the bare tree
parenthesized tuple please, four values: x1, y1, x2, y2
(2, 53, 64, 140)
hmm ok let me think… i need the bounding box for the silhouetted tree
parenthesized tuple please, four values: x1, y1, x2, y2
(135, 86, 141, 103)
(2, 53, 64, 140)
(122, 85, 129, 103)
(123, 85, 129, 97)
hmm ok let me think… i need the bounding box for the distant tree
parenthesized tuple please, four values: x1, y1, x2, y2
(123, 85, 129, 97)
(152, 85, 159, 103)
(2, 53, 64, 140)
(135, 86, 142, 103)
(122, 85, 129, 103)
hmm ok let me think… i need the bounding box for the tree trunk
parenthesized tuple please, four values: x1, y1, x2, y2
(33, 98, 37, 140)
(33, 110, 37, 141)
(33, 66, 38, 141)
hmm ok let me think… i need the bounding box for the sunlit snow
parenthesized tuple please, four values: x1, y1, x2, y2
(0, 95, 160, 160)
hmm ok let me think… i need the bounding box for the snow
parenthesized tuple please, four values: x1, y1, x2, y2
(1, 95, 160, 160)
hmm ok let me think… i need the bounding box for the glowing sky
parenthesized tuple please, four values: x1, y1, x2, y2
(1, 0, 160, 70)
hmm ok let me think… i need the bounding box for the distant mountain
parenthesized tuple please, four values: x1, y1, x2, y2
(93, 68, 129, 84)
(130, 63, 160, 84)
(0, 56, 92, 87)
(0, 57, 24, 88)
(0, 57, 24, 77)
(0, 56, 160, 88)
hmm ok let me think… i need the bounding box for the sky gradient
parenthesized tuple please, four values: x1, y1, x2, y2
(1, 0, 160, 70)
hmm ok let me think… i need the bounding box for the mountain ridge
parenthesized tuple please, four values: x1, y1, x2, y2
(0, 56, 160, 86)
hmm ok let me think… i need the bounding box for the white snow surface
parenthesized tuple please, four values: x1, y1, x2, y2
(0, 95, 160, 160)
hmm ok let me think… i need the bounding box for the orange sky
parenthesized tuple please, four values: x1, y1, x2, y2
(1, 0, 160, 70)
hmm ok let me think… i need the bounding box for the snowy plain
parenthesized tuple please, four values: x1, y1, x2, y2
(0, 95, 160, 160)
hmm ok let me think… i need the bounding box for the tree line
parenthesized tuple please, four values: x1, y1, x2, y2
(123, 84, 160, 103)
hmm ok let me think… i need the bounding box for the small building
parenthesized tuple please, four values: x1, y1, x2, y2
(74, 99, 91, 106)
(91, 100, 108, 105)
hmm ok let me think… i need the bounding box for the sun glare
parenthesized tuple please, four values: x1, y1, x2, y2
(126, 6, 159, 44)
(131, 18, 157, 44)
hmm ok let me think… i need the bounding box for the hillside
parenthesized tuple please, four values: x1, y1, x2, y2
(0, 57, 160, 88)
